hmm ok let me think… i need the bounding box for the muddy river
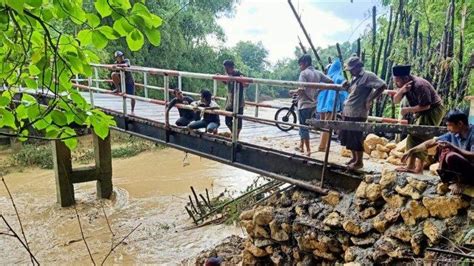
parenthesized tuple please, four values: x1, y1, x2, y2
(0, 148, 258, 264)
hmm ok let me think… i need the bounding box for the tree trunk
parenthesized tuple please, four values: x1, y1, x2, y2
(375, 39, 384, 75)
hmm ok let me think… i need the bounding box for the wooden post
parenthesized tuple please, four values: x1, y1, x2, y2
(52, 140, 74, 207)
(94, 133, 113, 199)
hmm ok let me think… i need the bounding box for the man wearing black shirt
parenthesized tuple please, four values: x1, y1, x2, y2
(223, 60, 247, 137)
(111, 51, 136, 113)
(166, 89, 196, 127)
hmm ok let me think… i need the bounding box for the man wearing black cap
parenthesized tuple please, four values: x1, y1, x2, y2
(392, 65, 445, 174)
(111, 51, 136, 113)
(340, 55, 387, 170)
(222, 60, 247, 137)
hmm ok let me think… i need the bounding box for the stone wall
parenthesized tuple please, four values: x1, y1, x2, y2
(239, 170, 473, 264)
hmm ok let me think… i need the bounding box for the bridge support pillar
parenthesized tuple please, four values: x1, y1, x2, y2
(52, 133, 113, 207)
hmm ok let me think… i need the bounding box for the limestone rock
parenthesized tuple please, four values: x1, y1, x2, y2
(323, 212, 342, 227)
(269, 220, 290, 242)
(407, 176, 428, 192)
(410, 232, 424, 255)
(254, 225, 270, 238)
(240, 209, 255, 220)
(321, 191, 341, 206)
(281, 223, 292, 233)
(355, 181, 368, 198)
(429, 163, 439, 175)
(344, 246, 360, 262)
(241, 220, 255, 236)
(270, 252, 282, 264)
(401, 200, 429, 225)
(245, 242, 268, 257)
(364, 134, 385, 154)
(373, 218, 388, 233)
(295, 205, 306, 216)
(376, 144, 391, 153)
(360, 207, 378, 219)
(422, 196, 470, 218)
(395, 184, 421, 200)
(254, 238, 274, 248)
(242, 250, 257, 265)
(395, 138, 407, 152)
(380, 169, 397, 188)
(265, 245, 273, 255)
(435, 183, 449, 195)
(382, 190, 406, 208)
(341, 147, 352, 158)
(374, 236, 412, 260)
(342, 219, 370, 236)
(387, 155, 404, 166)
(253, 206, 274, 225)
(350, 234, 378, 246)
(385, 143, 397, 150)
(385, 224, 412, 242)
(423, 219, 447, 244)
(365, 183, 382, 201)
(313, 249, 335, 261)
(296, 235, 326, 252)
(370, 150, 388, 159)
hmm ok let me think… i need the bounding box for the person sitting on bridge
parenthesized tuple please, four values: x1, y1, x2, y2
(392, 65, 445, 174)
(402, 111, 473, 194)
(290, 54, 333, 157)
(340, 55, 387, 170)
(222, 60, 248, 138)
(165, 88, 196, 128)
(188, 90, 220, 134)
(111, 51, 136, 113)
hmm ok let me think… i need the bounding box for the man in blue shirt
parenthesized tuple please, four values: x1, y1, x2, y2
(402, 110, 474, 194)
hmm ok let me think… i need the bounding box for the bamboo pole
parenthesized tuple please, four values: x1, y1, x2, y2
(336, 43, 348, 80)
(371, 6, 377, 72)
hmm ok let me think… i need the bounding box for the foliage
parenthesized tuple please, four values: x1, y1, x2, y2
(0, 0, 163, 150)
(11, 144, 53, 169)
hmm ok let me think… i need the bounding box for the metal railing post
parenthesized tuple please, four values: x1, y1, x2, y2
(143, 72, 148, 98)
(231, 81, 240, 161)
(254, 83, 259, 117)
(164, 75, 169, 102)
(94, 67, 99, 89)
(120, 70, 127, 115)
(88, 77, 94, 107)
(178, 75, 182, 91)
(213, 79, 217, 97)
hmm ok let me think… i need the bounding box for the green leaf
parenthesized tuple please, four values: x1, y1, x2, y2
(45, 124, 60, 138)
(25, 0, 42, 8)
(97, 26, 120, 40)
(126, 29, 144, 51)
(61, 128, 77, 150)
(86, 13, 100, 28)
(33, 118, 49, 130)
(27, 105, 40, 121)
(0, 108, 17, 129)
(18, 129, 29, 142)
(113, 17, 133, 37)
(6, 0, 24, 14)
(51, 110, 67, 126)
(25, 78, 38, 89)
(65, 55, 83, 74)
(22, 94, 37, 104)
(95, 0, 112, 18)
(144, 27, 161, 46)
(0, 96, 11, 107)
(91, 30, 108, 49)
(29, 64, 41, 76)
(77, 29, 92, 46)
(16, 104, 28, 119)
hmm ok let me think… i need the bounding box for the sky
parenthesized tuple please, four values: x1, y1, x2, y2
(215, 0, 386, 63)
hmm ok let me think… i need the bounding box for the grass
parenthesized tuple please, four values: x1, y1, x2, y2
(9, 131, 162, 169)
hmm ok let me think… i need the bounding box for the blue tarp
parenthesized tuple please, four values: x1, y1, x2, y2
(316, 58, 348, 113)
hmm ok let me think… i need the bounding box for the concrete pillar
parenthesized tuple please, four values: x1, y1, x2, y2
(93, 133, 113, 199)
(52, 140, 75, 207)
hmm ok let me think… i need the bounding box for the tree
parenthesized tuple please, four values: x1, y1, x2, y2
(0, 0, 163, 149)
(233, 41, 269, 74)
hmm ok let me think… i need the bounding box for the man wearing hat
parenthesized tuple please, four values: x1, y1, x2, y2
(111, 51, 136, 113)
(340, 55, 387, 170)
(392, 65, 445, 173)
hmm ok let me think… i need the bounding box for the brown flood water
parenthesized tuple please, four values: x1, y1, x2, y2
(0, 148, 257, 264)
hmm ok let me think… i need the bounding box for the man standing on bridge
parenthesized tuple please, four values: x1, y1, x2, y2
(111, 51, 136, 113)
(340, 55, 387, 170)
(222, 60, 247, 138)
(290, 54, 333, 157)
(392, 65, 445, 174)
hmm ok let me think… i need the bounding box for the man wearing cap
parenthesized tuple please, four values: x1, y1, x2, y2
(392, 65, 445, 173)
(111, 51, 136, 113)
(222, 60, 247, 137)
(165, 88, 196, 128)
(289, 54, 333, 156)
(340, 56, 387, 170)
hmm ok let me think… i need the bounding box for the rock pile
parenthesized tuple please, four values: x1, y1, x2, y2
(239, 169, 473, 264)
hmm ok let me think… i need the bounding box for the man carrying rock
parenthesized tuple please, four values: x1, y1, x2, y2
(402, 111, 473, 194)
(289, 54, 333, 156)
(340, 55, 387, 170)
(392, 65, 445, 173)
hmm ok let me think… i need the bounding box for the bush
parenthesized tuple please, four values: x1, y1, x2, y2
(11, 144, 53, 169)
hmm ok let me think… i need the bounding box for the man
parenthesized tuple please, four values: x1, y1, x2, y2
(392, 65, 445, 173)
(111, 51, 136, 113)
(402, 111, 473, 194)
(165, 89, 196, 128)
(222, 60, 247, 137)
(340, 55, 387, 170)
(289, 54, 333, 156)
(188, 90, 221, 134)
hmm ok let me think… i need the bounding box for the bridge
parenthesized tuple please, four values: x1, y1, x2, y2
(10, 64, 448, 207)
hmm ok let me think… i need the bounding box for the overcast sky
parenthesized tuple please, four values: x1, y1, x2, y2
(216, 0, 386, 63)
